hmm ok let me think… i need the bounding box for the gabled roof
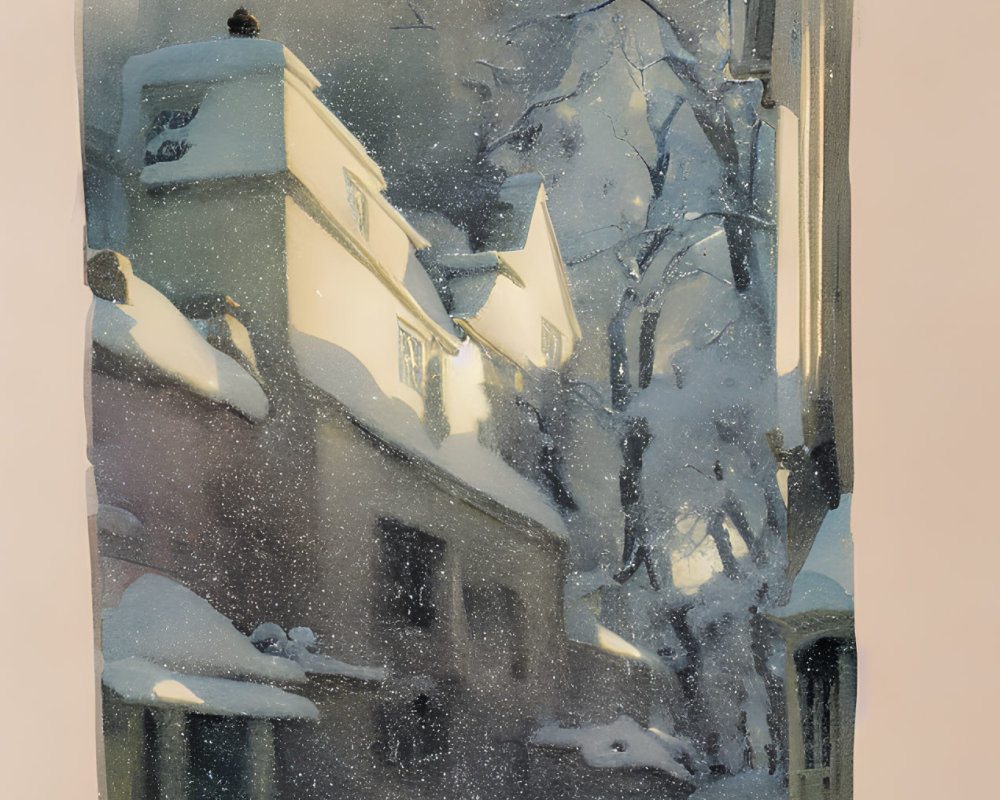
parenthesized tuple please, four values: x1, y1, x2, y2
(433, 252, 525, 319)
(478, 173, 545, 252)
(103, 574, 306, 683)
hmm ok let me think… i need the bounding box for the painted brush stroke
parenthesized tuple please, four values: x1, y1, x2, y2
(81, 2, 854, 799)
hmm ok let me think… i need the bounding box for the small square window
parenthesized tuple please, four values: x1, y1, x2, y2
(344, 170, 369, 238)
(398, 323, 425, 394)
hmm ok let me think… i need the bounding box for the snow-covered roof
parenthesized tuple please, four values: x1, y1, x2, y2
(432, 251, 533, 320)
(249, 623, 387, 682)
(96, 504, 143, 539)
(103, 574, 306, 684)
(532, 715, 690, 778)
(401, 252, 460, 334)
(103, 657, 318, 720)
(479, 173, 544, 252)
(437, 253, 502, 318)
(290, 330, 568, 539)
(118, 38, 385, 190)
(769, 571, 854, 618)
(91, 256, 269, 420)
(293, 652, 387, 682)
(771, 495, 854, 617)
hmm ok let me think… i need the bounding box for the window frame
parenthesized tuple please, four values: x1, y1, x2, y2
(398, 321, 426, 396)
(540, 318, 562, 367)
(376, 519, 444, 629)
(343, 169, 370, 239)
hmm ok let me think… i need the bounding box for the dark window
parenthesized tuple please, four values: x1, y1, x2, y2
(795, 637, 855, 769)
(463, 582, 528, 680)
(745, 0, 776, 64)
(377, 687, 454, 772)
(187, 716, 252, 800)
(378, 521, 444, 628)
(141, 709, 162, 800)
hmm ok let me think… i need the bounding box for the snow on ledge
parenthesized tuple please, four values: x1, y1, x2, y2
(103, 574, 305, 684)
(250, 623, 387, 682)
(532, 715, 689, 777)
(118, 39, 291, 167)
(92, 272, 269, 420)
(768, 571, 853, 618)
(290, 329, 567, 538)
(104, 657, 318, 720)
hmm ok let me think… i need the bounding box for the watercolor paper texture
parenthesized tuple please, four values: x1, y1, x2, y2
(80, 3, 854, 799)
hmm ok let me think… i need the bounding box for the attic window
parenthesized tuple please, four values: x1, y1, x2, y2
(398, 322, 425, 395)
(344, 170, 369, 239)
(541, 318, 562, 367)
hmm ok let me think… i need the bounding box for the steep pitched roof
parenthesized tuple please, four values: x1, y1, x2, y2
(478, 173, 544, 252)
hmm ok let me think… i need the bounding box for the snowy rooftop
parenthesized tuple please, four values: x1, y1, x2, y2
(104, 657, 318, 720)
(290, 330, 568, 539)
(769, 571, 853, 618)
(118, 38, 385, 189)
(771, 495, 854, 617)
(90, 251, 269, 420)
(435, 253, 503, 319)
(103, 574, 306, 684)
(478, 173, 544, 252)
(250, 623, 387, 683)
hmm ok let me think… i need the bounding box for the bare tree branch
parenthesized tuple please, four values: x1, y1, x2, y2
(475, 60, 527, 89)
(484, 62, 606, 155)
(390, 1, 435, 30)
(508, 0, 621, 34)
(601, 111, 654, 175)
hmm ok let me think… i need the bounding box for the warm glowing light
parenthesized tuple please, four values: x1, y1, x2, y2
(153, 679, 205, 705)
(595, 625, 643, 660)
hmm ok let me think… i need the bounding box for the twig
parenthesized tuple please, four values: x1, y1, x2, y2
(508, 0, 620, 34)
(390, 1, 435, 30)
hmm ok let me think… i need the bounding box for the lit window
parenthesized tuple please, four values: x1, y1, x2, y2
(541, 319, 562, 366)
(344, 170, 369, 238)
(398, 323, 425, 394)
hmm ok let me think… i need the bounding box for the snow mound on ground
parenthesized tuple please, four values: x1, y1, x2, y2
(92, 272, 268, 419)
(532, 715, 688, 776)
(103, 657, 318, 719)
(103, 574, 305, 683)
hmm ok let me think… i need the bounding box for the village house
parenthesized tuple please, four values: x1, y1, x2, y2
(88, 35, 696, 800)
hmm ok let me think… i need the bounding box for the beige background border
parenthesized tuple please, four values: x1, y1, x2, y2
(2, 1, 997, 798)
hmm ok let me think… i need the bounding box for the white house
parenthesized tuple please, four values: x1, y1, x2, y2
(90, 34, 694, 800)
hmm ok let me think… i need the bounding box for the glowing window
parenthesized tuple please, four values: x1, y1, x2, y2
(398, 323, 425, 394)
(344, 170, 369, 238)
